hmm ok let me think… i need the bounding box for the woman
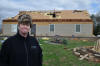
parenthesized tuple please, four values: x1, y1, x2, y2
(0, 14, 43, 66)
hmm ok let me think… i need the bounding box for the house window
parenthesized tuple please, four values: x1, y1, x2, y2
(75, 24, 80, 32)
(31, 24, 36, 34)
(11, 24, 17, 32)
(50, 24, 55, 32)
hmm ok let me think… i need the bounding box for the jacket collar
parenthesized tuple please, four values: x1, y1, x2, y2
(16, 32, 30, 40)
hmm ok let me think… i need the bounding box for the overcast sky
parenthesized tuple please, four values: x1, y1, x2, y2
(0, 0, 100, 23)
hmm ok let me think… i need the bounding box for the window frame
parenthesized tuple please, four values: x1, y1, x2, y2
(75, 24, 81, 33)
(49, 24, 55, 32)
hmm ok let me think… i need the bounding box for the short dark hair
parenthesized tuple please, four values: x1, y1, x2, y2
(18, 14, 32, 27)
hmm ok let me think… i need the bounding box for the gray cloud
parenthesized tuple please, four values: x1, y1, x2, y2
(0, 0, 100, 24)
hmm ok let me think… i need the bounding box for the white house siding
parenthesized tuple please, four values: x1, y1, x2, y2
(36, 24, 93, 37)
(55, 24, 74, 36)
(3, 24, 17, 35)
(36, 25, 50, 36)
(78, 24, 93, 37)
(2, 23, 93, 37)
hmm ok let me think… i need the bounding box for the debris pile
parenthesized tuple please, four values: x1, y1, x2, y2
(73, 39, 100, 62)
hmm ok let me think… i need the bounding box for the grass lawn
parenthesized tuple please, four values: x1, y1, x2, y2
(40, 39, 100, 66)
(0, 39, 100, 66)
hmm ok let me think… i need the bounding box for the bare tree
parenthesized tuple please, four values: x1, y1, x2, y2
(95, 11, 100, 25)
(90, 12, 100, 35)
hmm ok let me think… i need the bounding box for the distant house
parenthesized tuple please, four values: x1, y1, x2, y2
(2, 10, 94, 37)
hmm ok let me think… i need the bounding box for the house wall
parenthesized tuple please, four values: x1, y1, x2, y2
(36, 23, 93, 37)
(2, 22, 93, 37)
(2, 24, 17, 35)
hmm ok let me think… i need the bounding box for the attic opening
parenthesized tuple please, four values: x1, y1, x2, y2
(73, 10, 83, 13)
(47, 12, 57, 18)
(47, 10, 61, 18)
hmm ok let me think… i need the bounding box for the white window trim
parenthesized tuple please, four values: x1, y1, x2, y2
(49, 24, 55, 32)
(11, 24, 17, 32)
(75, 24, 81, 33)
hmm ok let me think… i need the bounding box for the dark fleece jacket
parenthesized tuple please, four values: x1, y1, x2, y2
(0, 33, 42, 66)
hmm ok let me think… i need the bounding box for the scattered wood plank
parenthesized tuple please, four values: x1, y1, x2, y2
(79, 54, 88, 60)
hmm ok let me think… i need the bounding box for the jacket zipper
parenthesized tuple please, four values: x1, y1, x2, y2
(24, 41, 29, 66)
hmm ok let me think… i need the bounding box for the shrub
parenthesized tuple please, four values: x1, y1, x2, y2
(62, 38, 68, 45)
(94, 25, 100, 35)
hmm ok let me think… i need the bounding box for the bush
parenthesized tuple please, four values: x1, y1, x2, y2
(62, 38, 68, 45)
(94, 25, 100, 35)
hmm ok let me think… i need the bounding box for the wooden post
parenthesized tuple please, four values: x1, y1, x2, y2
(94, 39, 100, 52)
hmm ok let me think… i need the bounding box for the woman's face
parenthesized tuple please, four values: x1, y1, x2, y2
(18, 24, 30, 34)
